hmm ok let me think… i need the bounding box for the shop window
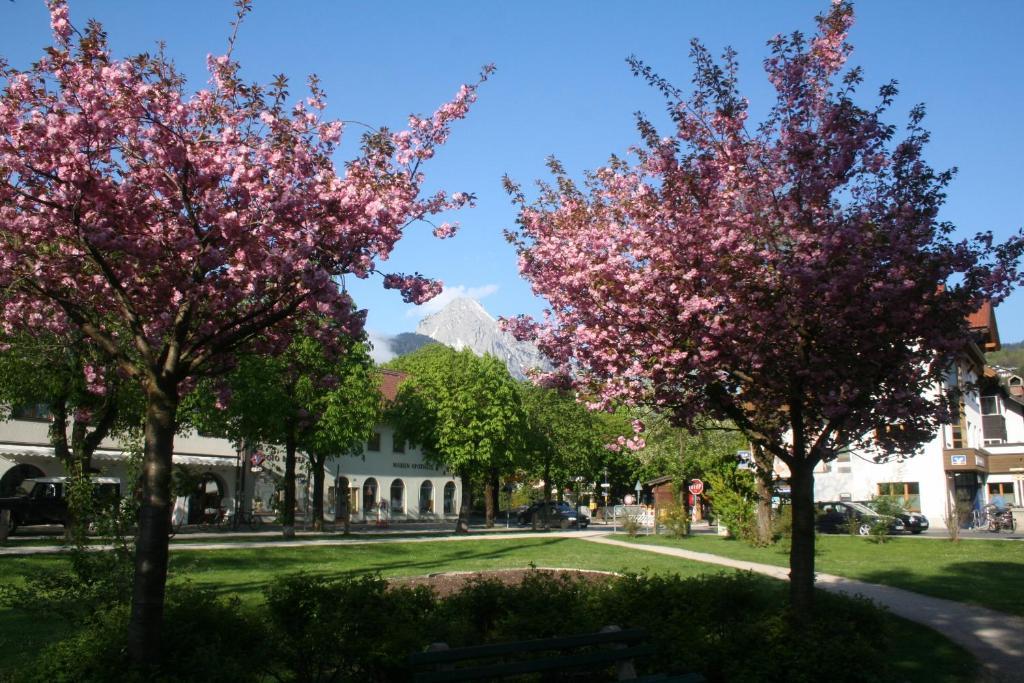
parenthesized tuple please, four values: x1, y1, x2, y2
(367, 432, 381, 452)
(419, 481, 433, 513)
(988, 482, 1016, 507)
(362, 478, 378, 511)
(390, 479, 405, 514)
(443, 482, 456, 515)
(877, 482, 920, 512)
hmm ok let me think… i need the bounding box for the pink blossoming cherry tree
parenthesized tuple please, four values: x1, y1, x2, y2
(504, 1, 1022, 617)
(0, 0, 489, 662)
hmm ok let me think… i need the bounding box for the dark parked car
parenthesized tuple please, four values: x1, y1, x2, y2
(815, 501, 904, 536)
(857, 500, 929, 534)
(517, 501, 588, 529)
(0, 477, 121, 536)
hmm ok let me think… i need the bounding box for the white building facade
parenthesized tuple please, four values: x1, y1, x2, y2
(1, 372, 463, 527)
(813, 307, 1024, 527)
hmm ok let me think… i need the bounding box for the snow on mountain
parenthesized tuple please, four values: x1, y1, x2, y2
(415, 298, 550, 380)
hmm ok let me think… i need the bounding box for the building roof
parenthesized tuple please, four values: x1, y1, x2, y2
(379, 370, 406, 402)
(967, 301, 1001, 352)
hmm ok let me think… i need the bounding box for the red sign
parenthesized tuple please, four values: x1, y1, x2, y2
(688, 479, 704, 495)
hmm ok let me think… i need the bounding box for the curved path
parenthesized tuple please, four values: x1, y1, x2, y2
(583, 534, 1023, 683)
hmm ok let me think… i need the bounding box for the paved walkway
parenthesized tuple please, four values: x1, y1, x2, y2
(584, 535, 1024, 683)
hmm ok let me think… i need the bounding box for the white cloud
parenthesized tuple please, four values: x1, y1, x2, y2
(404, 283, 499, 319)
(367, 330, 396, 364)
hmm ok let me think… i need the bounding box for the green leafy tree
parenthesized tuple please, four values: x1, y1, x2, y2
(188, 334, 379, 534)
(0, 331, 143, 541)
(387, 345, 525, 531)
(518, 383, 608, 527)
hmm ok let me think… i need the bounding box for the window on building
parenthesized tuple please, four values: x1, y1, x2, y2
(877, 482, 920, 511)
(983, 438, 1005, 446)
(988, 482, 1016, 507)
(393, 437, 405, 453)
(419, 481, 433, 513)
(362, 478, 377, 511)
(443, 482, 456, 515)
(11, 403, 51, 421)
(390, 479, 405, 514)
(367, 432, 381, 452)
(835, 448, 852, 474)
(980, 396, 1001, 416)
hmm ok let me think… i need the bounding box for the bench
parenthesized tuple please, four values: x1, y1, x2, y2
(410, 625, 704, 682)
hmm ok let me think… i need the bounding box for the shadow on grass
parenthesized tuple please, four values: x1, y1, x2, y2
(167, 537, 574, 599)
(857, 561, 1024, 616)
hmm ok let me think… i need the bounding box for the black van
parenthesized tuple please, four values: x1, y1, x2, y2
(0, 476, 121, 536)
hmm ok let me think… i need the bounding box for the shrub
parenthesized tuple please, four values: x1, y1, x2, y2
(621, 513, 642, 536)
(14, 569, 904, 683)
(772, 504, 793, 539)
(16, 584, 262, 683)
(659, 503, 691, 538)
(263, 572, 435, 682)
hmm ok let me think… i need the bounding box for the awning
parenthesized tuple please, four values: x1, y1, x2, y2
(0, 443, 237, 469)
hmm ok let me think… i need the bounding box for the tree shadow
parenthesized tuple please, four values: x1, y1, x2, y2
(855, 561, 1023, 616)
(167, 536, 575, 600)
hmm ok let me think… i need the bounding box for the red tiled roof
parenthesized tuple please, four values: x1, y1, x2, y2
(967, 301, 1001, 352)
(378, 370, 406, 402)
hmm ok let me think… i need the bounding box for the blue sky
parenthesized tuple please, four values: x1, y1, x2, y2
(2, 1, 1022, 343)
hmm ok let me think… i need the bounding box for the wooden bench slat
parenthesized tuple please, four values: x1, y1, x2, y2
(414, 642, 659, 683)
(410, 627, 648, 665)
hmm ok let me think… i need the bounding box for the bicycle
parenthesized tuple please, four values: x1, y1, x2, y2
(969, 507, 989, 530)
(233, 509, 263, 531)
(200, 506, 229, 531)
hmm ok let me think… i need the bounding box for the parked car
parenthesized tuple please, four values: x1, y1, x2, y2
(857, 500, 929, 534)
(0, 476, 121, 536)
(516, 501, 588, 529)
(815, 501, 905, 536)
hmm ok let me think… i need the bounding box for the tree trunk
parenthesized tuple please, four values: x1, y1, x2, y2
(282, 426, 297, 539)
(456, 470, 471, 533)
(540, 459, 552, 530)
(484, 473, 495, 529)
(753, 445, 774, 546)
(126, 380, 178, 665)
(489, 468, 500, 520)
(311, 454, 325, 532)
(788, 460, 817, 618)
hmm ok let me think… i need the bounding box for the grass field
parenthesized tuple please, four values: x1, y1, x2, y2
(0, 536, 981, 682)
(621, 533, 1024, 616)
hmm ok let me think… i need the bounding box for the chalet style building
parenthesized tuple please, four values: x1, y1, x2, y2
(814, 304, 1024, 526)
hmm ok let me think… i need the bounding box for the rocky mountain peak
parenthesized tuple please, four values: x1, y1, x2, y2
(415, 298, 549, 380)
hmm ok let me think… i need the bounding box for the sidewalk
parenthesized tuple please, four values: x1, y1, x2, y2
(583, 535, 1024, 683)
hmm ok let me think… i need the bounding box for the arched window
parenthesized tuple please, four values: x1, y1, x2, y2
(188, 472, 226, 525)
(443, 481, 457, 515)
(390, 479, 405, 514)
(363, 477, 378, 512)
(0, 463, 46, 497)
(419, 481, 434, 513)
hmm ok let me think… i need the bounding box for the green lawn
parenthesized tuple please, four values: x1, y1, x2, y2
(0, 537, 981, 682)
(623, 533, 1024, 615)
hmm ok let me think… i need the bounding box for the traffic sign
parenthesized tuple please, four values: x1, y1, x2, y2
(688, 479, 704, 495)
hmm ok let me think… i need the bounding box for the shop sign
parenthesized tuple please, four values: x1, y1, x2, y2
(950, 454, 967, 466)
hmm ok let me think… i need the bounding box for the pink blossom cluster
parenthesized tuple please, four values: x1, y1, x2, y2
(0, 1, 488, 390)
(505, 1, 1024, 465)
